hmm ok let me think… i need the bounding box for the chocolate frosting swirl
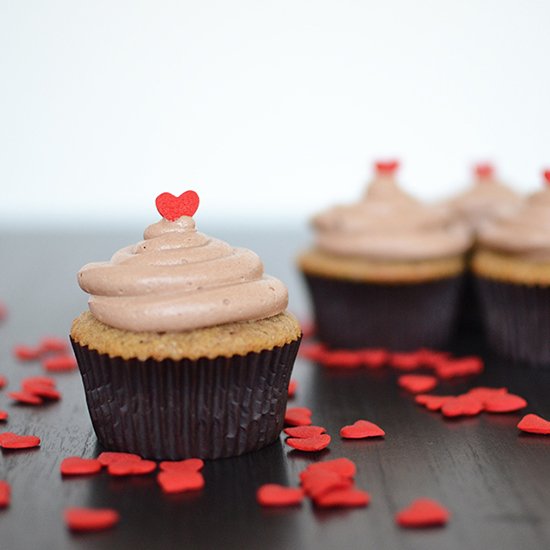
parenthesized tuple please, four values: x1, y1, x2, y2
(478, 187, 550, 261)
(78, 217, 288, 332)
(312, 174, 472, 261)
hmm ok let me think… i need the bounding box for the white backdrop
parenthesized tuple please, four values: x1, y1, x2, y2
(1, 0, 549, 228)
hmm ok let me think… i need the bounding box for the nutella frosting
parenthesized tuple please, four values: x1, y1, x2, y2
(478, 186, 550, 261)
(78, 217, 288, 332)
(312, 171, 472, 261)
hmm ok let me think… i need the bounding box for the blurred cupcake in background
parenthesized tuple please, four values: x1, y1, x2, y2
(447, 163, 522, 234)
(473, 169, 550, 367)
(447, 163, 523, 335)
(298, 161, 473, 351)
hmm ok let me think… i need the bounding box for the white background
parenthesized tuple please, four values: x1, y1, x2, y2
(1, 0, 549, 229)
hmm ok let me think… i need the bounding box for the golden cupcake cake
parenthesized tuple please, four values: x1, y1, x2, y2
(298, 161, 473, 350)
(473, 170, 550, 366)
(71, 190, 301, 459)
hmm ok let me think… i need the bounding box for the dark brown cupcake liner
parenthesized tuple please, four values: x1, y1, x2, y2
(455, 271, 484, 336)
(71, 338, 301, 460)
(476, 277, 550, 368)
(303, 274, 462, 351)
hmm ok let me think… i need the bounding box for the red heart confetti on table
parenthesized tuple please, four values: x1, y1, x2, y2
(0, 480, 10, 508)
(21, 383, 61, 401)
(340, 419, 385, 439)
(157, 471, 205, 494)
(314, 488, 370, 508)
(8, 391, 44, 406)
(360, 348, 389, 368)
(301, 470, 353, 499)
(64, 507, 120, 532)
(257, 484, 304, 507)
(415, 394, 452, 412)
(396, 498, 450, 528)
(284, 407, 313, 427)
(390, 352, 423, 371)
(441, 395, 483, 418)
(435, 356, 484, 379)
(416, 348, 451, 368)
(40, 337, 69, 353)
(97, 451, 142, 466)
(300, 458, 357, 480)
(398, 374, 437, 394)
(0, 411, 8, 422)
(22, 376, 56, 388)
(43, 355, 77, 372)
(0, 375, 7, 389)
(517, 414, 550, 435)
(60, 457, 102, 476)
(156, 191, 200, 221)
(286, 434, 331, 452)
(483, 393, 527, 413)
(287, 379, 298, 398)
(466, 387, 508, 402)
(0, 432, 41, 449)
(0, 303, 6, 321)
(300, 321, 316, 339)
(284, 425, 327, 439)
(320, 350, 364, 368)
(13, 345, 42, 361)
(108, 459, 157, 476)
(159, 458, 204, 473)
(298, 342, 328, 362)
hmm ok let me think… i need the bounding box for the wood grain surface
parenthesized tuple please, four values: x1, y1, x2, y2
(0, 229, 549, 550)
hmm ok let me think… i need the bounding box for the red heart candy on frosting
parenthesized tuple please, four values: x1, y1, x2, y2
(375, 160, 399, 174)
(396, 498, 449, 528)
(340, 419, 385, 439)
(517, 414, 550, 435)
(156, 191, 199, 221)
(257, 484, 304, 507)
(543, 170, 550, 185)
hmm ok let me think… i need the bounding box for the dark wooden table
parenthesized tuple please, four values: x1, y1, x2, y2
(0, 228, 549, 550)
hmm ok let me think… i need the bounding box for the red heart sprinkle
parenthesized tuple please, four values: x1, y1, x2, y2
(390, 352, 422, 371)
(61, 457, 102, 476)
(396, 498, 449, 528)
(542, 169, 550, 185)
(441, 395, 483, 418)
(0, 432, 41, 449)
(286, 434, 331, 452)
(301, 470, 353, 498)
(8, 391, 44, 406)
(359, 348, 389, 368)
(375, 160, 399, 174)
(22, 376, 56, 388)
(300, 321, 316, 339)
(321, 350, 363, 368)
(340, 419, 385, 439)
(257, 484, 304, 507)
(97, 451, 142, 466)
(288, 379, 298, 398)
(43, 355, 77, 372)
(13, 345, 42, 361)
(435, 356, 484, 379)
(398, 374, 437, 394)
(517, 414, 550, 435)
(159, 458, 204, 473)
(0, 303, 6, 321)
(284, 425, 327, 439)
(156, 190, 200, 221)
(40, 337, 69, 353)
(157, 471, 205, 494)
(0, 480, 10, 508)
(484, 393, 527, 413)
(21, 383, 61, 400)
(64, 507, 120, 532)
(415, 394, 452, 411)
(284, 407, 312, 427)
(0, 411, 8, 422)
(108, 459, 157, 476)
(0, 375, 7, 389)
(300, 458, 357, 480)
(466, 387, 508, 402)
(314, 488, 370, 508)
(416, 348, 451, 368)
(298, 343, 327, 362)
(475, 163, 494, 180)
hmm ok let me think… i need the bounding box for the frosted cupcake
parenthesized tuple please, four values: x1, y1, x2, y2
(70, 191, 301, 459)
(473, 171, 550, 367)
(447, 163, 522, 234)
(298, 161, 473, 350)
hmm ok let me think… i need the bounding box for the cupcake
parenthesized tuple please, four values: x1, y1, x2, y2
(70, 190, 301, 459)
(447, 163, 522, 234)
(298, 161, 473, 351)
(473, 170, 550, 367)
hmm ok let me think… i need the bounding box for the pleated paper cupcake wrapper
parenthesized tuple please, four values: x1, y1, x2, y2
(71, 338, 301, 460)
(304, 274, 462, 351)
(476, 277, 550, 368)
